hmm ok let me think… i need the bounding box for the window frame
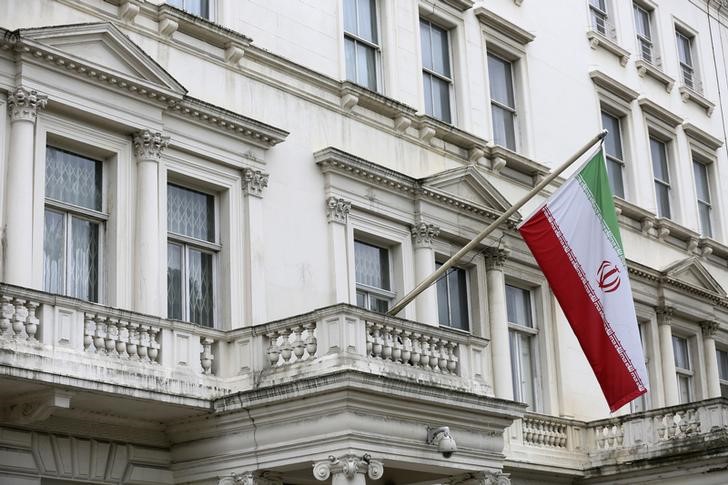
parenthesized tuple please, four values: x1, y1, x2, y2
(166, 0, 212, 20)
(675, 27, 698, 91)
(648, 134, 672, 219)
(692, 156, 713, 238)
(717, 346, 728, 398)
(419, 17, 455, 124)
(343, 0, 382, 92)
(488, 51, 518, 151)
(588, 0, 616, 40)
(354, 238, 396, 313)
(505, 282, 540, 411)
(672, 333, 694, 404)
(435, 261, 470, 331)
(633, 2, 658, 65)
(600, 109, 627, 199)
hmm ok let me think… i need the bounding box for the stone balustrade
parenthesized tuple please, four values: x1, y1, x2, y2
(264, 322, 318, 367)
(0, 294, 41, 342)
(591, 421, 624, 450)
(522, 414, 570, 449)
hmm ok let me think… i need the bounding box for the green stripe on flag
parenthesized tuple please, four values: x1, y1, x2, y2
(577, 151, 624, 254)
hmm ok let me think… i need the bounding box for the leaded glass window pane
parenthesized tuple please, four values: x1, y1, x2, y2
(167, 242, 183, 320)
(167, 184, 215, 242)
(69, 217, 99, 302)
(188, 248, 213, 326)
(43, 209, 65, 295)
(45, 146, 102, 211)
(506, 285, 533, 327)
(354, 240, 389, 290)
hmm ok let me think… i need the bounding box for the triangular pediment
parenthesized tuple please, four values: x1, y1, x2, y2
(422, 165, 517, 217)
(19, 22, 186, 96)
(662, 257, 726, 297)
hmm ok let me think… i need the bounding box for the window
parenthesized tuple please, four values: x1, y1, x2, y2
(167, 0, 209, 18)
(420, 19, 453, 123)
(693, 160, 712, 238)
(489, 53, 517, 150)
(673, 335, 693, 404)
(650, 137, 671, 219)
(43, 146, 104, 303)
(506, 284, 537, 410)
(630, 322, 650, 412)
(167, 184, 217, 326)
(436, 263, 468, 330)
(344, 0, 380, 91)
(601, 111, 626, 198)
(589, 0, 613, 39)
(633, 4, 655, 64)
(354, 240, 394, 312)
(676, 30, 697, 90)
(718, 348, 728, 398)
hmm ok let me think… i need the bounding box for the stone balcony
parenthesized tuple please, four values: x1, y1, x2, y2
(505, 399, 728, 482)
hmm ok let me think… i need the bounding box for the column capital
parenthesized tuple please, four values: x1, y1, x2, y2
(656, 306, 673, 326)
(312, 454, 383, 481)
(700, 320, 719, 338)
(132, 129, 169, 162)
(447, 471, 511, 485)
(218, 471, 282, 485)
(242, 167, 269, 198)
(410, 222, 440, 249)
(8, 87, 47, 123)
(326, 196, 351, 224)
(483, 247, 509, 270)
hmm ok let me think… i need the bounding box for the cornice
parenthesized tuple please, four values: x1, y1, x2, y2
(638, 97, 684, 128)
(589, 70, 639, 103)
(635, 59, 675, 93)
(680, 86, 715, 117)
(682, 122, 723, 150)
(587, 31, 630, 66)
(474, 7, 535, 45)
(627, 260, 728, 308)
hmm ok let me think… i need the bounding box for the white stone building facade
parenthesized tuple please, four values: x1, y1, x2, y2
(0, 0, 727, 483)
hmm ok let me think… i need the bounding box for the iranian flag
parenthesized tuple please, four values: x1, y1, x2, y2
(519, 149, 648, 411)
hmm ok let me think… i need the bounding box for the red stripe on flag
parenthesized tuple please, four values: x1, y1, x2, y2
(519, 208, 645, 412)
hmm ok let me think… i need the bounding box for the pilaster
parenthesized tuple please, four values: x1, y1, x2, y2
(657, 306, 679, 406)
(411, 222, 440, 326)
(326, 197, 351, 303)
(242, 167, 270, 324)
(700, 320, 721, 398)
(132, 129, 168, 316)
(313, 454, 383, 485)
(484, 246, 512, 400)
(5, 87, 47, 288)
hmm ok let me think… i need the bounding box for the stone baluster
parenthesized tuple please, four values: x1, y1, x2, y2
(280, 329, 292, 363)
(83, 313, 96, 352)
(266, 331, 280, 366)
(201, 337, 214, 375)
(12, 299, 28, 339)
(410, 332, 422, 367)
(401, 330, 412, 364)
(138, 325, 151, 361)
(148, 326, 160, 363)
(447, 341, 458, 374)
(303, 322, 317, 357)
(24, 301, 39, 341)
(437, 339, 449, 373)
(93, 315, 107, 354)
(371, 324, 383, 358)
(127, 322, 139, 360)
(421, 334, 432, 370)
(105, 318, 119, 356)
(0, 295, 15, 338)
(391, 327, 403, 363)
(365, 322, 374, 355)
(116, 320, 129, 358)
(292, 325, 305, 361)
(382, 326, 393, 361)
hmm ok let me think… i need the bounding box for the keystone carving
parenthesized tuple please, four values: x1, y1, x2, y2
(313, 454, 383, 481)
(218, 471, 282, 485)
(132, 130, 169, 161)
(484, 246, 510, 270)
(242, 168, 270, 198)
(8, 87, 48, 123)
(700, 320, 719, 338)
(410, 222, 440, 248)
(326, 196, 351, 224)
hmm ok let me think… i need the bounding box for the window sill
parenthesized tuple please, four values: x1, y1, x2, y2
(680, 86, 715, 117)
(587, 30, 629, 66)
(635, 59, 675, 93)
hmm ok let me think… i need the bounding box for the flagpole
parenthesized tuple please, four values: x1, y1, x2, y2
(387, 130, 608, 317)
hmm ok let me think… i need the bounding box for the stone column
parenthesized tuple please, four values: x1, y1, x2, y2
(485, 247, 513, 400)
(410, 222, 440, 326)
(326, 196, 351, 303)
(242, 168, 269, 324)
(4, 88, 47, 287)
(218, 471, 282, 485)
(657, 307, 679, 406)
(447, 471, 511, 485)
(313, 454, 383, 485)
(700, 321, 722, 399)
(132, 130, 168, 315)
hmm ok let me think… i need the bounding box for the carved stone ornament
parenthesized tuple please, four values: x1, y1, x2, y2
(410, 222, 440, 248)
(8, 87, 48, 123)
(313, 454, 384, 481)
(132, 130, 169, 161)
(483, 246, 510, 270)
(700, 320, 719, 338)
(218, 471, 282, 485)
(242, 167, 270, 198)
(447, 471, 511, 485)
(656, 306, 673, 326)
(326, 196, 351, 224)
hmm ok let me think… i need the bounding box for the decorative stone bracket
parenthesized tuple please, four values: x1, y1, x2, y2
(8, 87, 48, 123)
(242, 167, 270, 198)
(313, 454, 383, 482)
(133, 129, 169, 162)
(326, 196, 351, 224)
(1, 390, 72, 425)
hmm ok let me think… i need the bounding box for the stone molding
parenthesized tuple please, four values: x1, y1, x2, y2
(312, 454, 383, 481)
(133, 130, 169, 162)
(7, 87, 48, 123)
(242, 168, 270, 198)
(326, 196, 351, 224)
(218, 471, 282, 485)
(411, 222, 440, 248)
(484, 247, 510, 270)
(700, 320, 719, 338)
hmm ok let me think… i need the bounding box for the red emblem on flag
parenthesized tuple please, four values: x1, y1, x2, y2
(597, 260, 621, 293)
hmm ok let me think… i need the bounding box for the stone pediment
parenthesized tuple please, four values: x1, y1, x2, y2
(18, 22, 187, 98)
(661, 257, 726, 297)
(422, 165, 517, 218)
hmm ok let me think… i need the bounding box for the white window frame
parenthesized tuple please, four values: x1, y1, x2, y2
(420, 17, 455, 124)
(354, 238, 395, 313)
(692, 156, 713, 238)
(600, 108, 627, 199)
(630, 320, 651, 412)
(717, 346, 728, 398)
(675, 25, 700, 92)
(672, 333, 694, 404)
(343, 0, 382, 92)
(434, 260, 470, 331)
(166, 0, 214, 20)
(633, 2, 659, 66)
(505, 282, 540, 411)
(589, 0, 616, 40)
(648, 132, 673, 220)
(487, 51, 518, 151)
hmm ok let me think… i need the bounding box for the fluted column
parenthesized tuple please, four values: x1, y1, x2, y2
(701, 321, 722, 399)
(485, 247, 512, 400)
(242, 168, 269, 324)
(657, 307, 679, 406)
(411, 222, 439, 326)
(132, 130, 168, 315)
(313, 454, 383, 485)
(326, 196, 351, 303)
(4, 87, 47, 287)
